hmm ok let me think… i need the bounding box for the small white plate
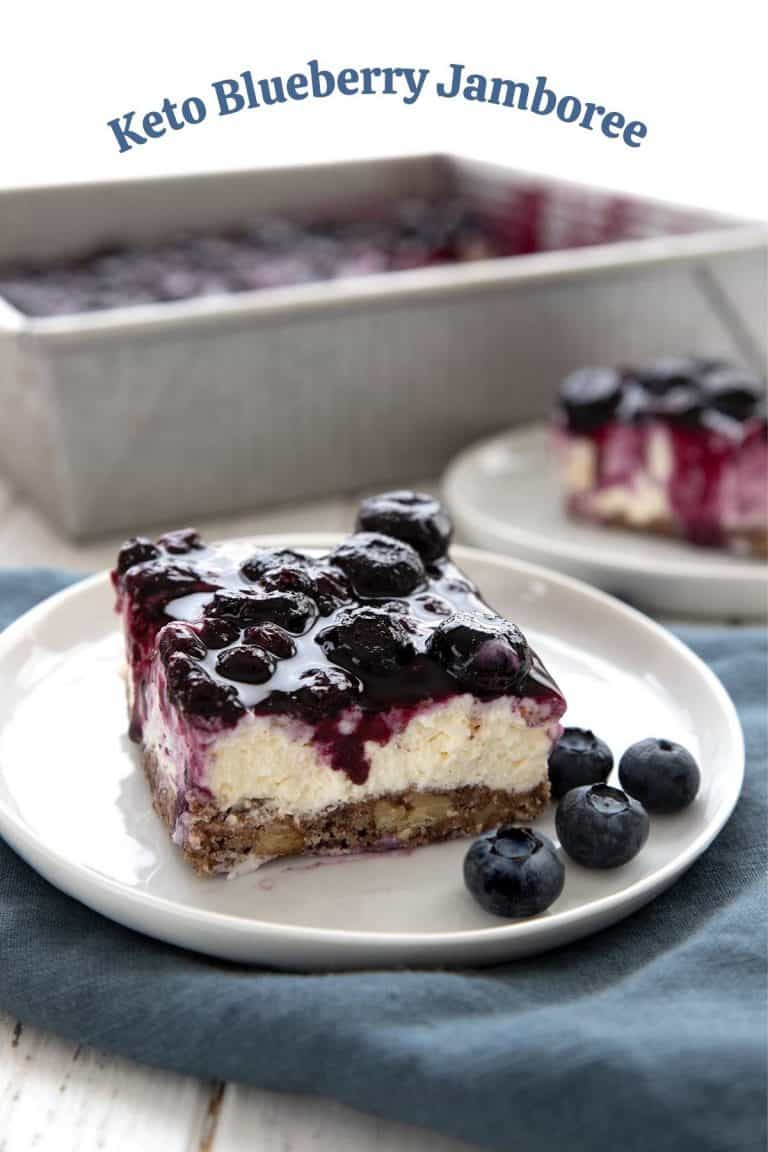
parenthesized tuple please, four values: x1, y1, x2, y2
(0, 538, 743, 970)
(443, 424, 768, 620)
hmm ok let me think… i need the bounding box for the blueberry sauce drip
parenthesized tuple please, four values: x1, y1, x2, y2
(114, 508, 566, 783)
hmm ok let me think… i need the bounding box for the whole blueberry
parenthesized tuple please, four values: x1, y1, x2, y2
(287, 667, 362, 721)
(316, 606, 415, 676)
(548, 727, 613, 800)
(216, 644, 276, 685)
(165, 653, 244, 725)
(242, 622, 297, 659)
(652, 382, 704, 426)
(116, 537, 161, 575)
(428, 612, 531, 693)
(556, 784, 649, 869)
(261, 564, 316, 596)
(619, 738, 701, 813)
(197, 616, 241, 649)
(356, 490, 453, 562)
(312, 566, 352, 615)
(157, 622, 207, 663)
(240, 547, 313, 582)
(560, 367, 623, 433)
(699, 367, 764, 423)
(124, 562, 213, 610)
(463, 827, 565, 918)
(331, 533, 425, 598)
(632, 356, 721, 395)
(157, 528, 204, 555)
(204, 590, 254, 619)
(205, 589, 316, 634)
(247, 591, 317, 634)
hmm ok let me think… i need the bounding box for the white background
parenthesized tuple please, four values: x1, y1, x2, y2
(1, 0, 766, 218)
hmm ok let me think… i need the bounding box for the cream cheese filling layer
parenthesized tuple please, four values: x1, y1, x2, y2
(144, 693, 557, 821)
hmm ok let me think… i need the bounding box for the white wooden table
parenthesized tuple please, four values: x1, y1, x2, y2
(0, 474, 479, 1152)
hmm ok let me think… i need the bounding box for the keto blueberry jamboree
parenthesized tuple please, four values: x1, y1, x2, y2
(555, 357, 768, 556)
(113, 492, 566, 874)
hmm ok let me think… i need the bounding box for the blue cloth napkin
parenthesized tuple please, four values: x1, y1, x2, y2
(0, 569, 765, 1152)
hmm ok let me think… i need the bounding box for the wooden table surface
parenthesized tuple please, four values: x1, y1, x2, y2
(0, 474, 481, 1152)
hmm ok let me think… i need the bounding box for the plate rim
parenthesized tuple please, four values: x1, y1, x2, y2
(443, 423, 768, 585)
(0, 542, 745, 952)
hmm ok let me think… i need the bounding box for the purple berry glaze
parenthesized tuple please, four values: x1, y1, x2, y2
(114, 498, 566, 781)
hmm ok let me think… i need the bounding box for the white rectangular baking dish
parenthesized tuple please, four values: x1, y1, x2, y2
(0, 153, 765, 539)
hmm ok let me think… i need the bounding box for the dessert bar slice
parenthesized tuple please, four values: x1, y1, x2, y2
(555, 358, 767, 556)
(113, 494, 565, 875)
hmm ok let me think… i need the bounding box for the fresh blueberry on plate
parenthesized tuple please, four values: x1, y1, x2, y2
(464, 826, 565, 918)
(548, 727, 613, 800)
(556, 784, 649, 868)
(619, 738, 701, 812)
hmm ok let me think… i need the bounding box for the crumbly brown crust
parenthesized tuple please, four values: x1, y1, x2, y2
(567, 504, 768, 559)
(144, 750, 549, 875)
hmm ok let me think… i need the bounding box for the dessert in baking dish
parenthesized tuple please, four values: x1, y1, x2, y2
(0, 199, 494, 318)
(555, 358, 767, 556)
(112, 493, 565, 875)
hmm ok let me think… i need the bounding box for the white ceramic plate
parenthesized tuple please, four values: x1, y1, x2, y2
(443, 423, 768, 620)
(0, 537, 743, 970)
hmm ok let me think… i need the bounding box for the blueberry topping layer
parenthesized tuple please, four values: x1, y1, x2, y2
(113, 491, 566, 772)
(632, 356, 723, 396)
(559, 356, 766, 434)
